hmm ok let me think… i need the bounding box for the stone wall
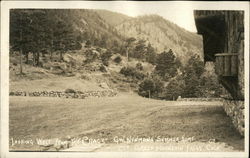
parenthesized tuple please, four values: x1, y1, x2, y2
(177, 98, 222, 101)
(9, 90, 117, 99)
(223, 98, 244, 136)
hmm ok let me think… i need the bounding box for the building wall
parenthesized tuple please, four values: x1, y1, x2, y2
(223, 11, 244, 136)
(194, 10, 245, 136)
(224, 11, 244, 99)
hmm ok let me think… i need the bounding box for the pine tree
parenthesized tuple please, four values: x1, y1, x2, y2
(154, 49, 180, 80)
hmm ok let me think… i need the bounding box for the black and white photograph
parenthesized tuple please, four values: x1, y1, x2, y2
(0, 1, 249, 158)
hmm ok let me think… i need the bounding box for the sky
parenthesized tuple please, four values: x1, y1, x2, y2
(65, 1, 247, 33)
(77, 1, 198, 32)
(3, 1, 248, 33)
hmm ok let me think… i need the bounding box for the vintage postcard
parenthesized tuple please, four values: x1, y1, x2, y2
(1, 1, 249, 158)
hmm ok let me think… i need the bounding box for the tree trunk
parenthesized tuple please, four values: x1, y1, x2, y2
(59, 41, 64, 62)
(126, 47, 129, 67)
(60, 51, 63, 62)
(36, 52, 40, 66)
(33, 52, 36, 66)
(70, 62, 72, 72)
(25, 52, 29, 64)
(20, 49, 23, 74)
(19, 15, 23, 74)
(50, 40, 53, 62)
(50, 51, 53, 62)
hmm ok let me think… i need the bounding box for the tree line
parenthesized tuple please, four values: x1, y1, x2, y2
(10, 9, 125, 73)
(10, 10, 84, 72)
(10, 9, 222, 99)
(137, 51, 222, 99)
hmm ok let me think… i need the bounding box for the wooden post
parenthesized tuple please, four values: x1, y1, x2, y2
(148, 90, 151, 99)
(216, 53, 238, 76)
(231, 55, 238, 76)
(19, 14, 23, 74)
(218, 56, 224, 75)
(224, 55, 231, 76)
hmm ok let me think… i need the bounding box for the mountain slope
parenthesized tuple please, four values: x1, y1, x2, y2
(53, 9, 125, 47)
(48, 10, 203, 64)
(115, 14, 203, 63)
(94, 9, 132, 26)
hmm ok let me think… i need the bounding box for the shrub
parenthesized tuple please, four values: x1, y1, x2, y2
(120, 66, 145, 80)
(100, 65, 107, 72)
(96, 47, 101, 52)
(154, 49, 181, 81)
(138, 78, 155, 98)
(138, 76, 164, 98)
(114, 56, 122, 64)
(163, 76, 185, 100)
(74, 42, 82, 50)
(101, 51, 112, 66)
(136, 62, 143, 71)
(85, 49, 98, 63)
(76, 90, 83, 94)
(80, 74, 90, 80)
(85, 40, 91, 48)
(65, 88, 76, 93)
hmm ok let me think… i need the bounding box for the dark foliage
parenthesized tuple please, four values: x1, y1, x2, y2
(114, 56, 122, 64)
(120, 66, 145, 80)
(138, 76, 164, 98)
(136, 62, 143, 71)
(99, 65, 107, 72)
(65, 88, 76, 93)
(100, 50, 112, 66)
(154, 49, 181, 81)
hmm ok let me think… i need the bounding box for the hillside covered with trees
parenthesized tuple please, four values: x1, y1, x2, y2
(10, 9, 222, 100)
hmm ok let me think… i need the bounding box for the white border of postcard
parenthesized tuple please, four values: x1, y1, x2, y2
(1, 1, 249, 158)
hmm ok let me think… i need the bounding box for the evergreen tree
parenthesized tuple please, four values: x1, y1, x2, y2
(154, 49, 181, 81)
(145, 43, 157, 64)
(133, 40, 147, 59)
(182, 55, 205, 97)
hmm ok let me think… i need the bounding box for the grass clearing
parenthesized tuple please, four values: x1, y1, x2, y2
(9, 94, 244, 151)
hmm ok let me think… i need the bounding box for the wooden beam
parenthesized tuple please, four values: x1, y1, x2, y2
(231, 55, 238, 76)
(215, 53, 238, 77)
(215, 53, 238, 56)
(218, 56, 224, 75)
(224, 55, 231, 76)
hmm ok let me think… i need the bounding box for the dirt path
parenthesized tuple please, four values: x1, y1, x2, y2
(9, 94, 244, 151)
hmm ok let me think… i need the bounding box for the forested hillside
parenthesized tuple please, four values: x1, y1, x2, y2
(10, 9, 124, 57)
(10, 9, 203, 65)
(10, 9, 222, 100)
(115, 15, 203, 63)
